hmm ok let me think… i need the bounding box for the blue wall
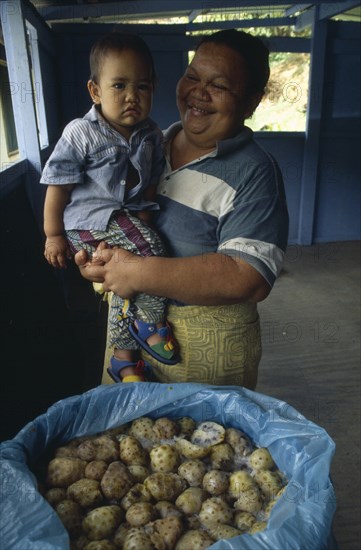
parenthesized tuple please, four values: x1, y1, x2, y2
(255, 134, 305, 244)
(313, 22, 361, 243)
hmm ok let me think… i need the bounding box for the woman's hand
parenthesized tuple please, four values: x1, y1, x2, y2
(97, 247, 143, 298)
(75, 244, 142, 299)
(74, 244, 108, 283)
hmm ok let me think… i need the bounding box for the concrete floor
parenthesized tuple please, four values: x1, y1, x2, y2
(256, 241, 361, 550)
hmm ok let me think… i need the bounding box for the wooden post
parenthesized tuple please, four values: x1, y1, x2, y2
(298, 7, 328, 244)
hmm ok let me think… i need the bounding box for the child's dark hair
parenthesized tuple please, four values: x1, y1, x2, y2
(89, 31, 156, 85)
(196, 29, 270, 96)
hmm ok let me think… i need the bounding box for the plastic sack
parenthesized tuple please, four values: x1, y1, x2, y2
(0, 382, 337, 549)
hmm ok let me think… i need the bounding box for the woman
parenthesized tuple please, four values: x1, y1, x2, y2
(76, 29, 289, 389)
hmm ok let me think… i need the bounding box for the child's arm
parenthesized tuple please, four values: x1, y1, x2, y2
(44, 184, 74, 269)
(136, 184, 157, 225)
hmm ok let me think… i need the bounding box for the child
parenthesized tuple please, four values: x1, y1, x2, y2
(40, 32, 179, 382)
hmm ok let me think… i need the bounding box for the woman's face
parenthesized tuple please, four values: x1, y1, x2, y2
(176, 42, 256, 147)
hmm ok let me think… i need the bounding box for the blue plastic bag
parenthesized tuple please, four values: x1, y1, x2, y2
(0, 383, 337, 549)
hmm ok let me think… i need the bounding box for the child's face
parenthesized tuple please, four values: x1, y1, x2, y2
(88, 48, 153, 139)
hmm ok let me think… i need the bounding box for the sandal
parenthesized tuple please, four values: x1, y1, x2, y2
(128, 320, 180, 365)
(107, 357, 151, 383)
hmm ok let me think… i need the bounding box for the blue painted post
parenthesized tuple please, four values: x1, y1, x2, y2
(298, 8, 328, 245)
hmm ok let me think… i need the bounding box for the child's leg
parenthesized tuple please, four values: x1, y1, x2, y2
(110, 349, 147, 382)
(106, 211, 179, 363)
(65, 229, 100, 257)
(112, 349, 138, 378)
(107, 294, 147, 382)
(130, 293, 179, 364)
(68, 212, 179, 367)
(66, 228, 147, 381)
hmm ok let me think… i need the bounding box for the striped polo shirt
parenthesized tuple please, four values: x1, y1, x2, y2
(154, 122, 289, 288)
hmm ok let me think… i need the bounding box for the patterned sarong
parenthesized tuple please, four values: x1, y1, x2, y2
(67, 210, 167, 349)
(102, 302, 261, 389)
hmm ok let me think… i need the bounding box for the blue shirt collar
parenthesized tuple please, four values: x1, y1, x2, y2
(85, 104, 157, 139)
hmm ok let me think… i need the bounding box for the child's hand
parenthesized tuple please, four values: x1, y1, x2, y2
(44, 235, 72, 269)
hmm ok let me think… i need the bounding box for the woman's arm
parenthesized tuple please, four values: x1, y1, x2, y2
(44, 184, 74, 268)
(75, 246, 271, 304)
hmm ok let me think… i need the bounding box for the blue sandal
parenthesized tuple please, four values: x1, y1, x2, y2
(128, 320, 180, 365)
(107, 357, 152, 383)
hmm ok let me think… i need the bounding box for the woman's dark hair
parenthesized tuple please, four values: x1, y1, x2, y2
(196, 29, 270, 96)
(89, 31, 156, 86)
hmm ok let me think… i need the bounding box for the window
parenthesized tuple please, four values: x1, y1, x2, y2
(0, 14, 48, 175)
(25, 21, 48, 149)
(0, 60, 19, 166)
(247, 52, 310, 132)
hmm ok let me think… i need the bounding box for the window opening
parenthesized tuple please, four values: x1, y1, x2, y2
(25, 21, 48, 149)
(248, 52, 310, 132)
(0, 60, 19, 166)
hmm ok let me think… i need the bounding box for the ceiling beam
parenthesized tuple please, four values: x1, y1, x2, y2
(296, 0, 361, 28)
(51, 18, 300, 35)
(285, 4, 313, 17)
(295, 5, 317, 29)
(37, 1, 274, 20)
(186, 17, 296, 31)
(188, 10, 203, 22)
(35, 0, 348, 21)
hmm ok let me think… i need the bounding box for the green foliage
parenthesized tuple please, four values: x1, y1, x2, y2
(247, 53, 310, 132)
